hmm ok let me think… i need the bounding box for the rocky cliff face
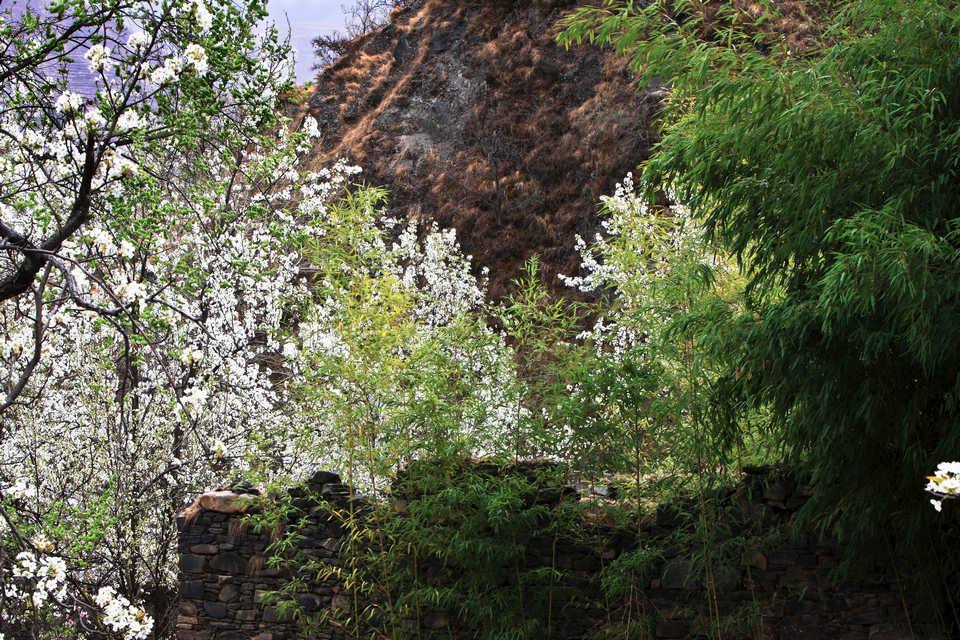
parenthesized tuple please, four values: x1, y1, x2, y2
(303, 0, 660, 299)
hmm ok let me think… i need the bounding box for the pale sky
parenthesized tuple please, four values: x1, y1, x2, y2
(267, 0, 348, 83)
(16, 0, 347, 87)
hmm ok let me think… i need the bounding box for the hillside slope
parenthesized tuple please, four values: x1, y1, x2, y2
(304, 0, 660, 299)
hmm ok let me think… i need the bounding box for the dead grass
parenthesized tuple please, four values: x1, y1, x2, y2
(296, 0, 832, 300)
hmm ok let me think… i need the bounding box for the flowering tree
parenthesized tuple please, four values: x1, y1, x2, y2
(0, 0, 294, 403)
(0, 0, 359, 636)
(555, 173, 750, 492)
(282, 186, 525, 493)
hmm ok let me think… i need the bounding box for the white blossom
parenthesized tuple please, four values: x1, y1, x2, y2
(83, 108, 107, 130)
(127, 31, 150, 50)
(120, 239, 136, 258)
(95, 587, 154, 640)
(150, 56, 182, 85)
(184, 43, 208, 74)
(86, 227, 114, 254)
(180, 345, 204, 365)
(117, 110, 146, 131)
(182, 386, 209, 415)
(84, 43, 111, 71)
(927, 461, 960, 510)
(54, 91, 83, 114)
(116, 279, 148, 303)
(3, 477, 32, 499)
(185, 0, 213, 32)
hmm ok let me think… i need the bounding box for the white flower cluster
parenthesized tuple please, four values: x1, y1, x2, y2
(184, 43, 208, 75)
(6, 550, 67, 609)
(290, 183, 526, 478)
(184, 0, 213, 32)
(83, 108, 106, 130)
(54, 91, 84, 114)
(150, 55, 183, 85)
(95, 587, 154, 640)
(390, 221, 486, 326)
(181, 386, 209, 415)
(150, 44, 207, 84)
(87, 227, 116, 255)
(115, 279, 149, 304)
(101, 151, 138, 178)
(2, 476, 32, 499)
(127, 31, 150, 51)
(180, 345, 204, 365)
(559, 173, 721, 356)
(927, 461, 960, 512)
(84, 43, 111, 71)
(117, 109, 147, 132)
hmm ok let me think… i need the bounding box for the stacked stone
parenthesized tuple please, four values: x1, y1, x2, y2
(175, 473, 351, 640)
(635, 467, 934, 640)
(175, 466, 931, 640)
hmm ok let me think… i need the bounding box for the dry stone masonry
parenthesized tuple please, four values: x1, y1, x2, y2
(175, 472, 352, 640)
(176, 466, 933, 640)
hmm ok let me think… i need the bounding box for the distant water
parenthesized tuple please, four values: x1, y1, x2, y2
(6, 0, 346, 92)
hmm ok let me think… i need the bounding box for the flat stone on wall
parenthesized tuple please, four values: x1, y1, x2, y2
(175, 475, 349, 640)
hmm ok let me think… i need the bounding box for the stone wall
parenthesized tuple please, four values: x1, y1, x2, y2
(175, 467, 936, 640)
(175, 473, 352, 640)
(628, 467, 935, 640)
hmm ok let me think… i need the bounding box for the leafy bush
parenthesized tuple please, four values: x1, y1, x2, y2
(560, 0, 960, 618)
(382, 459, 573, 640)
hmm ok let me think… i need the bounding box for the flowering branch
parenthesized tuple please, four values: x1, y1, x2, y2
(926, 461, 960, 512)
(0, 133, 96, 302)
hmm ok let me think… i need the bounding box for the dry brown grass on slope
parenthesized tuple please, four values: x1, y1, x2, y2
(296, 0, 660, 300)
(291, 0, 839, 301)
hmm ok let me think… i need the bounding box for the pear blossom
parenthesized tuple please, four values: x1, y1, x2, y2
(127, 30, 150, 50)
(150, 56, 182, 85)
(54, 91, 83, 114)
(83, 107, 107, 130)
(210, 438, 227, 458)
(96, 587, 154, 640)
(180, 345, 204, 365)
(3, 477, 32, 499)
(185, 0, 213, 32)
(110, 155, 138, 178)
(115, 279, 148, 303)
(184, 43, 208, 74)
(7, 549, 69, 615)
(182, 386, 210, 414)
(927, 461, 960, 510)
(117, 110, 146, 131)
(120, 239, 136, 258)
(84, 43, 111, 71)
(86, 227, 114, 254)
(31, 533, 53, 552)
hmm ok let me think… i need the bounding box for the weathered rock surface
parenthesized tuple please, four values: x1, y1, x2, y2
(197, 491, 258, 514)
(302, 0, 661, 299)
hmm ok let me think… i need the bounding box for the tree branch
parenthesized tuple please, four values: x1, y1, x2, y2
(0, 133, 97, 302)
(0, 265, 52, 417)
